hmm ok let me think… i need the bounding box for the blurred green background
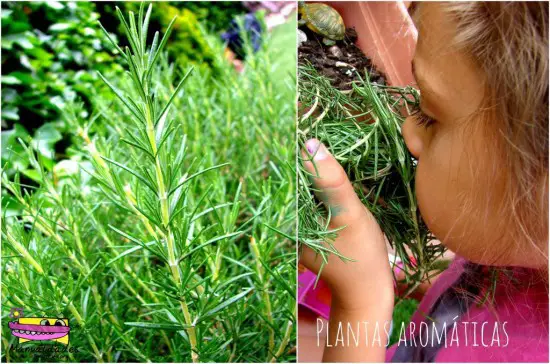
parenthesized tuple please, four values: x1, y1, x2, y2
(1, 1, 247, 178)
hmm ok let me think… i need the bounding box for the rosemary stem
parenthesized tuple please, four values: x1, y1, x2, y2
(145, 101, 199, 362)
(57, 281, 103, 362)
(270, 317, 293, 363)
(250, 237, 275, 360)
(5, 230, 44, 274)
(169, 257, 199, 363)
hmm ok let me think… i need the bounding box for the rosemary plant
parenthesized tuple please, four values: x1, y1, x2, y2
(2, 4, 295, 362)
(298, 62, 446, 296)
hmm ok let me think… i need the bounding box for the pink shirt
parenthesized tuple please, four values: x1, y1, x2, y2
(387, 257, 549, 362)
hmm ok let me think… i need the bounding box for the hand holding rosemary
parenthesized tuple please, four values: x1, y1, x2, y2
(300, 138, 394, 308)
(300, 139, 394, 362)
(298, 63, 447, 299)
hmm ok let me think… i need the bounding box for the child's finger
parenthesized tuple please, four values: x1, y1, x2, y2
(299, 242, 324, 272)
(302, 138, 367, 228)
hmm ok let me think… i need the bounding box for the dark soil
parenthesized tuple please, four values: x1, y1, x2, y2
(298, 26, 387, 90)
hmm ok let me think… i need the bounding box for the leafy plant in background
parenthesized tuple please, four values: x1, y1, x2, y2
(2, 3, 296, 362)
(102, 1, 246, 71)
(298, 63, 447, 298)
(128, 3, 216, 70)
(1, 1, 247, 182)
(1, 1, 121, 179)
(182, 1, 246, 32)
(111, 2, 245, 34)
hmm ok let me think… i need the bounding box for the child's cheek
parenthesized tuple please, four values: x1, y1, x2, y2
(413, 128, 492, 262)
(414, 123, 528, 265)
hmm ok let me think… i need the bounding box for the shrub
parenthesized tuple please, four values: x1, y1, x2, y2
(99, 2, 246, 72)
(1, 1, 121, 175)
(2, 4, 296, 362)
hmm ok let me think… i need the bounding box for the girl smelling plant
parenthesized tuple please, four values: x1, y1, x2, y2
(301, 2, 548, 362)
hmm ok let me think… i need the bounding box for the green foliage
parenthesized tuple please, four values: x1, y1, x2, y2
(1, 1, 247, 178)
(124, 2, 216, 70)
(153, 5, 216, 69)
(2, 4, 296, 363)
(298, 63, 446, 291)
(1, 1, 122, 175)
(389, 298, 419, 346)
(180, 2, 246, 32)
(111, 1, 246, 71)
(0, 1, 120, 123)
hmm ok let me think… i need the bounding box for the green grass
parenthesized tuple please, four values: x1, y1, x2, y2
(1, 5, 296, 362)
(389, 298, 419, 346)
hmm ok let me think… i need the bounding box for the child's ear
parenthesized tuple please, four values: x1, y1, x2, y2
(402, 116, 424, 159)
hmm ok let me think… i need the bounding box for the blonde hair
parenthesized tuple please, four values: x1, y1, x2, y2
(441, 2, 549, 263)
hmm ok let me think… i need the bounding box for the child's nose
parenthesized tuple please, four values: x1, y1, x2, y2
(401, 116, 423, 159)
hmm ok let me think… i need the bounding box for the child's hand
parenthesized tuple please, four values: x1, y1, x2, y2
(300, 139, 394, 310)
(301, 139, 395, 362)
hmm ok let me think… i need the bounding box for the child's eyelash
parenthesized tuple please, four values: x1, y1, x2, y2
(411, 106, 436, 128)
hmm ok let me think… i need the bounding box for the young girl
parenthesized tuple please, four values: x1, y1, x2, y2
(301, 2, 548, 362)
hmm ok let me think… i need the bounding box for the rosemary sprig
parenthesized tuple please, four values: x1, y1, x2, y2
(298, 62, 446, 294)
